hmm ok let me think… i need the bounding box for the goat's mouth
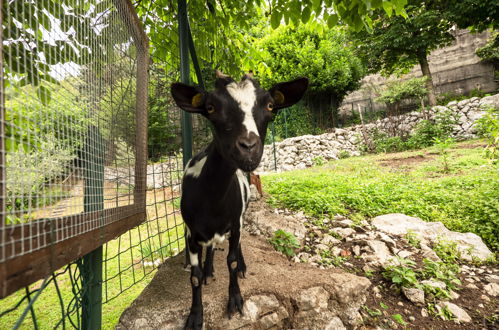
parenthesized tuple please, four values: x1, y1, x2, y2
(234, 153, 262, 172)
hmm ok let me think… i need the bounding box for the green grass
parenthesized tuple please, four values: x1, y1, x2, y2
(0, 202, 185, 329)
(262, 140, 499, 252)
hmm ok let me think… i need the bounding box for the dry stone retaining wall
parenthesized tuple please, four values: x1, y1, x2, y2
(256, 94, 499, 173)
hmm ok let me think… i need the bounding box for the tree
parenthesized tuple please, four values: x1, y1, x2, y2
(135, 0, 409, 80)
(350, 0, 457, 106)
(257, 23, 364, 128)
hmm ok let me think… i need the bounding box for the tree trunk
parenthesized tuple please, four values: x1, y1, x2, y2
(417, 51, 437, 106)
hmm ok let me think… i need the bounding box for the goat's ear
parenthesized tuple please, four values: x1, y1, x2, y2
(171, 83, 205, 113)
(269, 77, 308, 110)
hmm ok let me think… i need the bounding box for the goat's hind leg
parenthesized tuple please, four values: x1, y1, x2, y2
(185, 238, 204, 330)
(203, 246, 215, 284)
(226, 232, 244, 318)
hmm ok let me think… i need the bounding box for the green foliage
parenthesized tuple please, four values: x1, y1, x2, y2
(269, 229, 300, 257)
(392, 314, 408, 326)
(476, 32, 499, 63)
(476, 106, 499, 161)
(350, 1, 454, 76)
(382, 258, 418, 287)
(421, 259, 461, 292)
(312, 156, 326, 166)
(271, 103, 319, 141)
(2, 1, 103, 91)
(376, 77, 428, 106)
(405, 230, 421, 248)
(369, 110, 457, 153)
(432, 238, 461, 264)
(262, 145, 499, 251)
(338, 150, 351, 159)
(433, 137, 455, 173)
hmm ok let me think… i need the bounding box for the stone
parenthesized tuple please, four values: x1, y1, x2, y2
(485, 274, 499, 284)
(336, 219, 354, 228)
(484, 283, 499, 297)
(325, 317, 347, 330)
(437, 302, 471, 323)
(323, 234, 341, 245)
(402, 287, 425, 305)
(334, 227, 356, 238)
(372, 213, 493, 261)
(465, 283, 478, 289)
(365, 240, 392, 266)
(421, 280, 447, 290)
(481, 295, 490, 302)
(296, 287, 330, 311)
(352, 245, 361, 256)
(243, 294, 281, 321)
(421, 308, 429, 318)
(316, 243, 330, 251)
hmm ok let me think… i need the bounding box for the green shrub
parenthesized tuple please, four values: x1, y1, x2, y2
(269, 229, 300, 257)
(476, 106, 499, 161)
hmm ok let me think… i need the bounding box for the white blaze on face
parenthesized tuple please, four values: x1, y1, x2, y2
(226, 80, 259, 137)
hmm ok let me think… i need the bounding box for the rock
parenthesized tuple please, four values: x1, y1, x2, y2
(336, 219, 354, 228)
(243, 294, 281, 321)
(296, 287, 330, 311)
(371, 214, 493, 261)
(352, 245, 361, 256)
(484, 283, 499, 297)
(322, 234, 341, 245)
(402, 287, 425, 305)
(334, 227, 356, 238)
(409, 316, 416, 322)
(421, 308, 429, 317)
(481, 294, 490, 302)
(485, 274, 499, 284)
(365, 240, 392, 266)
(437, 302, 471, 323)
(465, 283, 478, 289)
(449, 290, 460, 300)
(316, 243, 330, 251)
(421, 280, 447, 290)
(420, 244, 441, 262)
(325, 317, 347, 330)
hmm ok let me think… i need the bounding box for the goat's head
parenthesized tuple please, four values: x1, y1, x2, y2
(171, 71, 308, 171)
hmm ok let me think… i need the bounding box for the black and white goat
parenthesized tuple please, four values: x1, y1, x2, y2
(171, 71, 308, 329)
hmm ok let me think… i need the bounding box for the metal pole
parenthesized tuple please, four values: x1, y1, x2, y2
(178, 0, 192, 167)
(271, 123, 277, 171)
(81, 126, 104, 330)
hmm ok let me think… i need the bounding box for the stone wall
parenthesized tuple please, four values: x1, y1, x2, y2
(256, 94, 499, 173)
(340, 29, 496, 115)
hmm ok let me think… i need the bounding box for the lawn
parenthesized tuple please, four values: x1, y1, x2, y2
(262, 139, 499, 252)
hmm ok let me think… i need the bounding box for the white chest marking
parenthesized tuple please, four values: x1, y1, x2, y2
(199, 233, 228, 247)
(226, 80, 259, 137)
(185, 156, 207, 178)
(236, 170, 250, 242)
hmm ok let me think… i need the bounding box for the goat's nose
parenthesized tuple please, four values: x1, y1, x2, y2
(237, 137, 257, 152)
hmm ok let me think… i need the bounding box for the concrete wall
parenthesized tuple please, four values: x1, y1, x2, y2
(340, 29, 497, 115)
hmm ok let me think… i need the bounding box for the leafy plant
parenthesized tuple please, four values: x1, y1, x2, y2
(421, 259, 461, 290)
(392, 313, 408, 325)
(433, 137, 455, 173)
(433, 238, 461, 264)
(405, 230, 421, 248)
(338, 150, 351, 159)
(269, 229, 300, 257)
(312, 156, 326, 166)
(476, 105, 499, 162)
(382, 258, 418, 288)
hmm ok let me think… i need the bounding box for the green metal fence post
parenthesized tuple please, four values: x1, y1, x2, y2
(81, 125, 104, 330)
(178, 0, 193, 168)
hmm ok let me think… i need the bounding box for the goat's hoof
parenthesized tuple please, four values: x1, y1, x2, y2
(237, 271, 246, 279)
(203, 274, 214, 285)
(227, 292, 244, 318)
(184, 310, 203, 330)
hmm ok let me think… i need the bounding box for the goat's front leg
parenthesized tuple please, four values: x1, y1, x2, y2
(203, 246, 215, 284)
(185, 237, 204, 330)
(227, 232, 244, 318)
(236, 244, 246, 278)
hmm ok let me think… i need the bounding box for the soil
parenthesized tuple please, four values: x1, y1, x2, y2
(378, 154, 433, 169)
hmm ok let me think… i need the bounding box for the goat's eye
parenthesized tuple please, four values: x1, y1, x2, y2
(266, 102, 274, 111)
(206, 105, 215, 114)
